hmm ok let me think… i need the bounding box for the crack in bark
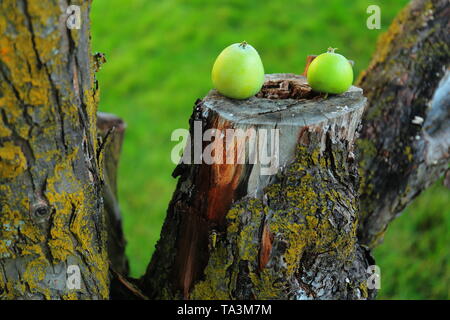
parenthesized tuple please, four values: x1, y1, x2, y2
(21, 0, 43, 69)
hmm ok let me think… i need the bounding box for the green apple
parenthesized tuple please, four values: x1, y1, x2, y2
(307, 48, 353, 94)
(212, 41, 265, 99)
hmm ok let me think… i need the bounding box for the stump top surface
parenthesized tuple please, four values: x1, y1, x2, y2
(203, 74, 366, 126)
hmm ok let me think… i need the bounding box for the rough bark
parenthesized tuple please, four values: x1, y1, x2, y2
(97, 112, 128, 276)
(142, 74, 375, 299)
(356, 0, 450, 247)
(0, 1, 109, 299)
(97, 112, 145, 300)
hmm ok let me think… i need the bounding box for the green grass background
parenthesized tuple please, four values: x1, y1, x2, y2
(90, 0, 449, 299)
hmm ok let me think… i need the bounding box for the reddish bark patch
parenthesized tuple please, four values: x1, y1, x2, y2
(199, 117, 246, 224)
(172, 117, 249, 298)
(302, 55, 318, 76)
(259, 224, 273, 270)
(173, 203, 209, 299)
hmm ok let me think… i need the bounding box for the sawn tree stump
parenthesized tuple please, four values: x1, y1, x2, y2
(143, 74, 376, 300)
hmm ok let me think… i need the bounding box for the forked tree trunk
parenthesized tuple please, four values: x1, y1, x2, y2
(142, 74, 375, 299)
(0, 1, 109, 299)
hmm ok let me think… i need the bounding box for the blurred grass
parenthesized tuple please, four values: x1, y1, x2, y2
(374, 179, 450, 299)
(90, 0, 449, 299)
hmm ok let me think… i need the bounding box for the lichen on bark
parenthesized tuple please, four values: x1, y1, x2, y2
(191, 138, 373, 300)
(142, 74, 373, 300)
(0, 0, 109, 299)
(357, 0, 450, 247)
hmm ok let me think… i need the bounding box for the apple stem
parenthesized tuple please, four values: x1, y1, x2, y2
(327, 47, 338, 53)
(239, 41, 248, 48)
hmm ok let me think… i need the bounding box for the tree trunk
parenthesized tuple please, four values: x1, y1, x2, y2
(0, 1, 109, 299)
(356, 0, 450, 247)
(142, 74, 375, 299)
(97, 112, 128, 276)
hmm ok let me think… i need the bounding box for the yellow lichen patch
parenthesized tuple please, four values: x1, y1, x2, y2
(40, 145, 109, 298)
(404, 146, 413, 162)
(0, 203, 23, 230)
(84, 89, 99, 157)
(26, 2, 61, 65)
(270, 219, 310, 276)
(0, 116, 12, 137)
(48, 228, 76, 262)
(197, 141, 359, 299)
(236, 199, 265, 261)
(0, 198, 44, 253)
(70, 195, 110, 299)
(21, 243, 44, 256)
(0, 7, 45, 105)
(19, 221, 45, 243)
(0, 13, 5, 34)
(0, 141, 27, 179)
(191, 199, 267, 299)
(249, 270, 284, 299)
(45, 149, 83, 262)
(63, 291, 79, 300)
(190, 245, 232, 300)
(359, 280, 369, 299)
(225, 205, 241, 235)
(27, 73, 52, 106)
(22, 255, 49, 291)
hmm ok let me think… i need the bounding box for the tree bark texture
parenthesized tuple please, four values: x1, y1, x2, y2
(142, 74, 376, 299)
(0, 1, 109, 299)
(356, 0, 450, 247)
(97, 112, 128, 276)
